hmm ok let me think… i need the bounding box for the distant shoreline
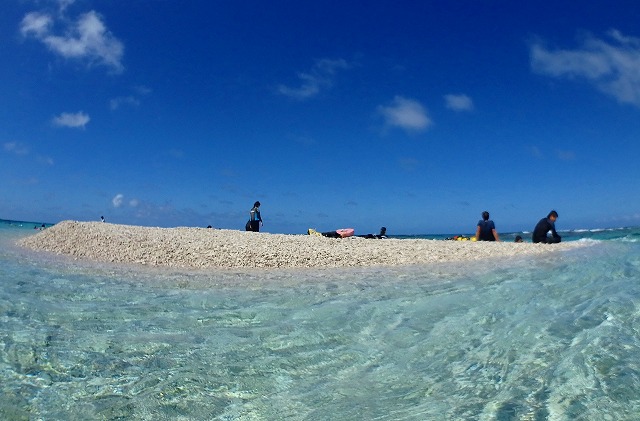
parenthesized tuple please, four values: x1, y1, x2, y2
(1, 218, 54, 227)
(16, 221, 586, 269)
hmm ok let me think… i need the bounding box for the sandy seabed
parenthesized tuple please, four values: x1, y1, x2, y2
(17, 221, 585, 269)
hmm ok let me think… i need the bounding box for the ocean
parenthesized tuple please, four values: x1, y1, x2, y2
(2, 220, 640, 420)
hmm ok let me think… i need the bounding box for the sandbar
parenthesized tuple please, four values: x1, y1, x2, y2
(17, 221, 584, 269)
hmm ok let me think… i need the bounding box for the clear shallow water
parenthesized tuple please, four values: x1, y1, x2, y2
(2, 221, 640, 420)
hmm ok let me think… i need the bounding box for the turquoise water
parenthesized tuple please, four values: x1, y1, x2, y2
(2, 221, 640, 420)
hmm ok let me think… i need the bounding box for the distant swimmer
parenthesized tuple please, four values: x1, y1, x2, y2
(101, 216, 105, 223)
(532, 210, 561, 244)
(515, 235, 524, 243)
(475, 211, 500, 241)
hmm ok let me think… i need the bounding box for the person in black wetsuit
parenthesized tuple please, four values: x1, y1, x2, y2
(475, 211, 500, 241)
(246, 201, 263, 232)
(358, 227, 388, 239)
(532, 210, 561, 243)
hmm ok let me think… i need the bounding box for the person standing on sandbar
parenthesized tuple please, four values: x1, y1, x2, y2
(246, 201, 263, 232)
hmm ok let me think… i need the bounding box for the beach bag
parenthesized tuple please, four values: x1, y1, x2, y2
(245, 220, 252, 231)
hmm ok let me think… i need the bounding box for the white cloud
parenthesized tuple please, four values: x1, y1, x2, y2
(112, 194, 124, 208)
(278, 58, 350, 100)
(377, 96, 432, 133)
(52, 111, 90, 128)
(4, 142, 54, 165)
(57, 0, 76, 14)
(112, 194, 140, 208)
(444, 94, 474, 111)
(37, 156, 55, 166)
(20, 12, 52, 38)
(4, 142, 30, 155)
(134, 85, 152, 95)
(21, 9, 124, 73)
(110, 86, 151, 110)
(531, 29, 640, 107)
(110, 96, 140, 110)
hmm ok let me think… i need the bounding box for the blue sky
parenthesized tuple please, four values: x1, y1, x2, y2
(2, 0, 640, 234)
